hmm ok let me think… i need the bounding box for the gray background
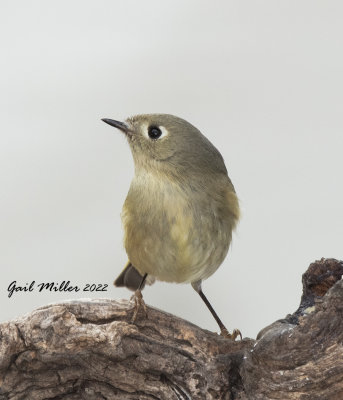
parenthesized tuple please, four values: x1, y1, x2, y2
(1, 0, 342, 339)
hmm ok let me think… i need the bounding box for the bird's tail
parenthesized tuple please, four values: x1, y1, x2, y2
(114, 262, 155, 291)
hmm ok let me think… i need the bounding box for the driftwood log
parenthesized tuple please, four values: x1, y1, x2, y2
(1, 258, 343, 400)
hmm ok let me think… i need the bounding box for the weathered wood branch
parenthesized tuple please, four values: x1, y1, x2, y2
(1, 258, 343, 399)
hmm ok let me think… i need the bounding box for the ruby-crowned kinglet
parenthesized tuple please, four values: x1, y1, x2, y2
(102, 114, 240, 339)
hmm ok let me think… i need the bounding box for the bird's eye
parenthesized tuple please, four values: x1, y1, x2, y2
(148, 126, 162, 139)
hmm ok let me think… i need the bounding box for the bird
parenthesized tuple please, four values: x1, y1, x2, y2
(102, 114, 241, 339)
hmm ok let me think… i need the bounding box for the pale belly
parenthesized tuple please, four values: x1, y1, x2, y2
(121, 184, 234, 284)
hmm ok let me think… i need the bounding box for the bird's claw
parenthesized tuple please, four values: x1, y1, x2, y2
(130, 289, 147, 322)
(220, 327, 242, 341)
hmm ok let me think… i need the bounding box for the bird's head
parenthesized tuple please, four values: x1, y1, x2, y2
(102, 114, 227, 178)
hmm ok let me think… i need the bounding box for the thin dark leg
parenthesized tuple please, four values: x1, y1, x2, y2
(138, 273, 148, 291)
(192, 281, 242, 340)
(198, 289, 227, 333)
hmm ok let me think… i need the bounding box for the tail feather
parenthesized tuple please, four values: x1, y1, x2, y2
(114, 262, 153, 291)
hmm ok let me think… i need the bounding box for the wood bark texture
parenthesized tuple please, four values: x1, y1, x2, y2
(0, 258, 343, 400)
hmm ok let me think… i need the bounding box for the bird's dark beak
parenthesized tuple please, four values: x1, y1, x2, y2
(101, 118, 130, 134)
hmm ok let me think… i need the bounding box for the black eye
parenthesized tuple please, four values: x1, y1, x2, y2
(148, 126, 162, 139)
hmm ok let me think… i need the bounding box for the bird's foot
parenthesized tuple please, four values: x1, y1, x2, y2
(130, 289, 147, 322)
(220, 327, 242, 341)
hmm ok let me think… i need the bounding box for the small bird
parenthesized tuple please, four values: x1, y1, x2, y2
(102, 114, 241, 339)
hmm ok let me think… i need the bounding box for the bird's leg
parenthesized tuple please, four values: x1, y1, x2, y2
(130, 273, 148, 322)
(191, 281, 242, 340)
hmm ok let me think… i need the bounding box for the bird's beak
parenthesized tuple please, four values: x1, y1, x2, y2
(101, 118, 130, 134)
